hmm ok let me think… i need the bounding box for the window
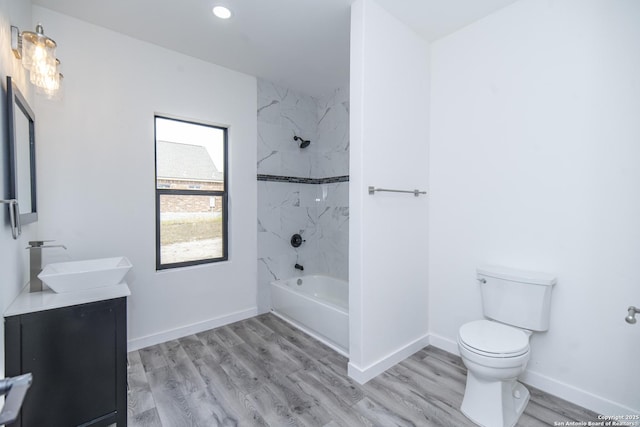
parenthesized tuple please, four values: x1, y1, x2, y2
(155, 116, 228, 269)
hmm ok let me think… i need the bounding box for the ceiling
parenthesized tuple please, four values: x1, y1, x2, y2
(32, 0, 518, 97)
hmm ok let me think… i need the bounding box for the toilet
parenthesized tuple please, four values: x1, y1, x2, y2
(458, 265, 556, 427)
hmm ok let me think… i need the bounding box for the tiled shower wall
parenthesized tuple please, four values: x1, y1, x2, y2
(257, 79, 349, 313)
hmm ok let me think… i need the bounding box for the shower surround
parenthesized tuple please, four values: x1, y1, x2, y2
(257, 79, 349, 313)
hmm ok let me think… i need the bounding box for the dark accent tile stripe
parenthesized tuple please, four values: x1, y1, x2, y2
(257, 174, 349, 184)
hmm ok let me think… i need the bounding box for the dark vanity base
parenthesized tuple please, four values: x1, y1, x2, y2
(5, 297, 127, 427)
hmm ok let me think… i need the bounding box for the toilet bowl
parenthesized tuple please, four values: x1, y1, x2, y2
(458, 320, 532, 427)
(459, 266, 556, 427)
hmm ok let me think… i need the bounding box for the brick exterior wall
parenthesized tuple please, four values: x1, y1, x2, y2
(158, 179, 224, 213)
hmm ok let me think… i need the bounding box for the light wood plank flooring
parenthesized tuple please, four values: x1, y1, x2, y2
(128, 313, 599, 426)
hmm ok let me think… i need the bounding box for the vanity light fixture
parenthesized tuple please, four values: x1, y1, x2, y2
(212, 5, 232, 19)
(10, 24, 63, 98)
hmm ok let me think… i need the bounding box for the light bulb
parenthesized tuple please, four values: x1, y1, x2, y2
(212, 6, 232, 19)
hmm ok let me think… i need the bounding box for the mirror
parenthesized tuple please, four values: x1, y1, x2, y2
(7, 76, 37, 225)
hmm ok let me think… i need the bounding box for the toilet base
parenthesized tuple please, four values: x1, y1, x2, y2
(461, 371, 530, 427)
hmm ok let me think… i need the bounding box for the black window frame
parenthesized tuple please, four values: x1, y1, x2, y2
(154, 115, 229, 270)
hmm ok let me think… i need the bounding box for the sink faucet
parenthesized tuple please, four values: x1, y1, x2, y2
(26, 241, 67, 292)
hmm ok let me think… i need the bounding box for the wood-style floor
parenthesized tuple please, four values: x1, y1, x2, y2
(127, 313, 599, 426)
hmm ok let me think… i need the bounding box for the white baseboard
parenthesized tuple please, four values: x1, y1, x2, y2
(428, 333, 459, 355)
(127, 307, 258, 351)
(520, 370, 639, 416)
(348, 334, 430, 384)
(426, 333, 639, 416)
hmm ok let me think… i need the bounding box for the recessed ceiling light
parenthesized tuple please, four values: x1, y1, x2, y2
(212, 6, 232, 19)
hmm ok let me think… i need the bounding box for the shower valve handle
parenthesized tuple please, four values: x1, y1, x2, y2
(291, 234, 305, 248)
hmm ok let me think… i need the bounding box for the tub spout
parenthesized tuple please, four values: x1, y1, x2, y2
(295, 263, 304, 271)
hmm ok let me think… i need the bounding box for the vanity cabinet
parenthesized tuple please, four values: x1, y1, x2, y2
(4, 297, 127, 427)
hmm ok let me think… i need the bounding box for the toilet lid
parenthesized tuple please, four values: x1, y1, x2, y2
(459, 320, 529, 356)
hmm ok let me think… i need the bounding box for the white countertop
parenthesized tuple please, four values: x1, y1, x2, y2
(4, 282, 131, 317)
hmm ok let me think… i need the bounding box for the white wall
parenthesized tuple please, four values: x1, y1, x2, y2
(32, 7, 258, 350)
(429, 0, 640, 414)
(349, 0, 430, 383)
(0, 0, 38, 378)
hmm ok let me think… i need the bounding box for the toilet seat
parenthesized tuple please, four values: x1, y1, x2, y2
(459, 320, 530, 358)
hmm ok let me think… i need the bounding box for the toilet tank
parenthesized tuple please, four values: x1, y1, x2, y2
(477, 265, 557, 331)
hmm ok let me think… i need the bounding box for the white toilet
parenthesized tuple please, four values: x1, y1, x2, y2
(458, 265, 556, 427)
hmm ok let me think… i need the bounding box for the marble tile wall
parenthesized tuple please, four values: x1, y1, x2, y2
(257, 79, 349, 313)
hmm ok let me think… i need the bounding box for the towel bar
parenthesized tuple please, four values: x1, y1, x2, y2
(368, 186, 426, 197)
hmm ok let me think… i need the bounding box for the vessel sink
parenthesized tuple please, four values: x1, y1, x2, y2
(38, 257, 132, 293)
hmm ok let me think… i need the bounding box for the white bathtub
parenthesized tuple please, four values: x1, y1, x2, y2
(270, 275, 349, 356)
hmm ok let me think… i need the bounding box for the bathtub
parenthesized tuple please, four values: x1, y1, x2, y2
(270, 275, 349, 356)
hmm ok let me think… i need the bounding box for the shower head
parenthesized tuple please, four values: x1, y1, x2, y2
(293, 135, 311, 149)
